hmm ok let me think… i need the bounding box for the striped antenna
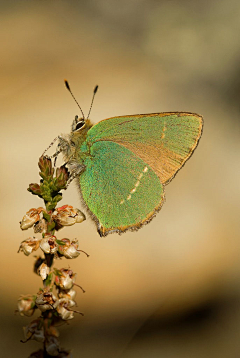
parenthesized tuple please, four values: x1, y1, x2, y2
(64, 80, 85, 119)
(87, 85, 98, 119)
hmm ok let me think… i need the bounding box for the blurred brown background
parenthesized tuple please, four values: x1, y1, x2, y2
(1, 0, 240, 357)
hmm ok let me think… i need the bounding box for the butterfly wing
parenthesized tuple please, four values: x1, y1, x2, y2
(79, 141, 164, 236)
(84, 112, 203, 184)
(79, 112, 203, 236)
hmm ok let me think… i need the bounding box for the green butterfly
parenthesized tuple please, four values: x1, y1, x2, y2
(53, 81, 203, 237)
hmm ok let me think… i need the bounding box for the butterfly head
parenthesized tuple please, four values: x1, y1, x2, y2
(65, 80, 98, 135)
(71, 115, 92, 134)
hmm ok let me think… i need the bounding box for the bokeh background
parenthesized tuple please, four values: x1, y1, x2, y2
(1, 0, 240, 357)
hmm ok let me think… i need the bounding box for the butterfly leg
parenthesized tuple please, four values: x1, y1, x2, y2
(65, 161, 85, 187)
(41, 136, 64, 167)
(42, 145, 62, 167)
(52, 145, 62, 167)
(42, 136, 58, 157)
(66, 171, 81, 187)
(42, 135, 70, 166)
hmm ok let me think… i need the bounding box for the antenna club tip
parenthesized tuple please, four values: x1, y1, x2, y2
(94, 85, 98, 94)
(64, 80, 70, 91)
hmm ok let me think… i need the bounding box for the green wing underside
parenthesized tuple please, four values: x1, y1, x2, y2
(79, 141, 164, 236)
(85, 113, 203, 185)
(78, 112, 203, 236)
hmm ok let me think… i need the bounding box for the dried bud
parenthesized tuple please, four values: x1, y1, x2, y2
(36, 291, 57, 312)
(24, 319, 45, 343)
(38, 156, 54, 181)
(57, 288, 76, 301)
(37, 263, 50, 280)
(40, 234, 58, 254)
(28, 183, 42, 196)
(54, 298, 75, 320)
(17, 295, 36, 316)
(55, 268, 76, 290)
(57, 238, 81, 259)
(18, 237, 41, 256)
(52, 205, 85, 229)
(34, 219, 48, 233)
(20, 208, 44, 230)
(45, 336, 60, 356)
(55, 166, 69, 189)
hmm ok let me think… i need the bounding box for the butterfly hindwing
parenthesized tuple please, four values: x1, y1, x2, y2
(79, 141, 164, 236)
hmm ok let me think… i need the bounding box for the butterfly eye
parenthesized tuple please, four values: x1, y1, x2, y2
(75, 121, 85, 131)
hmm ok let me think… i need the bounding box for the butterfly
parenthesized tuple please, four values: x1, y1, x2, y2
(50, 81, 203, 237)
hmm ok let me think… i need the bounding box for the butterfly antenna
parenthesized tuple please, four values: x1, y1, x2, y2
(87, 85, 98, 119)
(64, 80, 85, 119)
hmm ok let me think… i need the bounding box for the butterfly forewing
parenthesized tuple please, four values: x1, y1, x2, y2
(85, 113, 203, 184)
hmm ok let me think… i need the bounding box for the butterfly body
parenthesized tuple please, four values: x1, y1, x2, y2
(59, 112, 203, 236)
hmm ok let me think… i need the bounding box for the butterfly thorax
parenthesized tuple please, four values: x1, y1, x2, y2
(59, 117, 93, 175)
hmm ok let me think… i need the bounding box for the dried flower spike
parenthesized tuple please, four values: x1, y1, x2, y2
(18, 156, 88, 355)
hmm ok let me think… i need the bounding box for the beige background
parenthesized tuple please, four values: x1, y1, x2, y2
(1, 1, 240, 357)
